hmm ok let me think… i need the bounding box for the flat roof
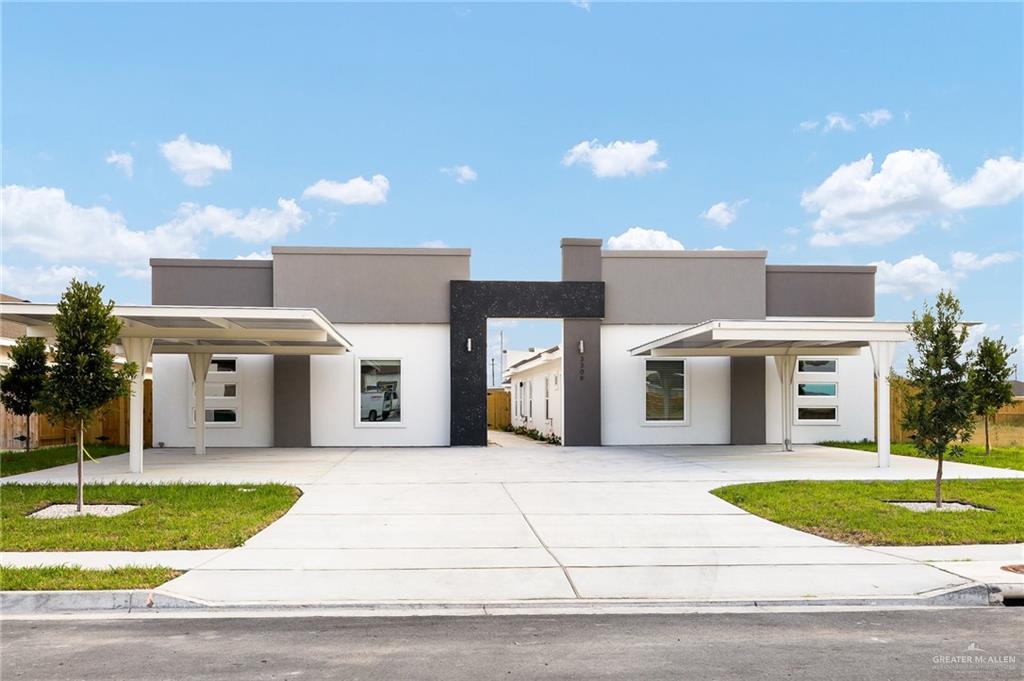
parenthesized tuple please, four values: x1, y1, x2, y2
(0, 303, 352, 355)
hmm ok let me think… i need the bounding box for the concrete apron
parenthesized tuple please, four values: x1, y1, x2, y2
(0, 581, 1001, 616)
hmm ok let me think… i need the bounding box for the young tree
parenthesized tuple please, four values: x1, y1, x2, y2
(0, 336, 49, 452)
(967, 336, 1016, 455)
(902, 291, 975, 508)
(42, 280, 136, 512)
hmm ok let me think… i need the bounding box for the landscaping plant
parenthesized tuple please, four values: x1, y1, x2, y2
(41, 280, 136, 512)
(967, 335, 1016, 455)
(0, 336, 48, 452)
(902, 291, 975, 508)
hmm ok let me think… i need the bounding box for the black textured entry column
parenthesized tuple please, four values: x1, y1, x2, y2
(449, 280, 604, 446)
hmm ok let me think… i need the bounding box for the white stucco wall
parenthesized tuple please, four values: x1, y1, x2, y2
(152, 354, 274, 448)
(765, 348, 875, 444)
(600, 325, 732, 445)
(509, 360, 563, 439)
(310, 324, 450, 446)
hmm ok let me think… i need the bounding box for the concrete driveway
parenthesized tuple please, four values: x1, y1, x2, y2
(5, 444, 1022, 606)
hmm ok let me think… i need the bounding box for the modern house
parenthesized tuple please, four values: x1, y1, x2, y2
(507, 345, 563, 440)
(0, 238, 911, 472)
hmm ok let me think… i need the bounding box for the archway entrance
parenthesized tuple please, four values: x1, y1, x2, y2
(449, 280, 604, 446)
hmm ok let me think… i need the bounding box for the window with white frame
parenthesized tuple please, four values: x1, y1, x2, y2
(795, 357, 838, 423)
(645, 359, 686, 423)
(190, 356, 240, 427)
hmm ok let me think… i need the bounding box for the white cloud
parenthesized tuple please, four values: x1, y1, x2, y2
(1, 185, 305, 276)
(824, 113, 855, 132)
(803, 150, 1024, 246)
(871, 254, 949, 300)
(440, 165, 477, 184)
(159, 133, 232, 186)
(418, 240, 450, 248)
(966, 322, 999, 352)
(302, 174, 390, 205)
(700, 199, 748, 228)
(235, 251, 272, 260)
(710, 245, 733, 251)
(859, 109, 893, 128)
(783, 226, 801, 236)
(570, 0, 591, 10)
(562, 139, 667, 178)
(606, 227, 684, 251)
(0, 264, 96, 299)
(105, 151, 134, 179)
(798, 120, 819, 132)
(950, 250, 1019, 272)
(167, 198, 306, 243)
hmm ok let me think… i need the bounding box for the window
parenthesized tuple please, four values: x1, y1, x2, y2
(205, 408, 238, 423)
(798, 383, 837, 397)
(797, 359, 836, 373)
(359, 359, 401, 423)
(544, 376, 550, 420)
(204, 383, 237, 398)
(210, 358, 237, 373)
(797, 407, 837, 421)
(190, 356, 240, 427)
(645, 360, 686, 422)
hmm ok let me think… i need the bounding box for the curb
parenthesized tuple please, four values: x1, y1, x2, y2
(0, 582, 999, 615)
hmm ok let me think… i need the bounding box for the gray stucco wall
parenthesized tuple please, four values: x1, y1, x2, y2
(730, 356, 766, 445)
(602, 251, 767, 324)
(561, 239, 604, 446)
(150, 259, 273, 306)
(765, 266, 875, 318)
(273, 355, 311, 447)
(272, 247, 470, 323)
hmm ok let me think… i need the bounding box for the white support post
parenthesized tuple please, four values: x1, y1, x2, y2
(188, 353, 212, 456)
(122, 337, 153, 474)
(870, 341, 898, 468)
(773, 354, 797, 452)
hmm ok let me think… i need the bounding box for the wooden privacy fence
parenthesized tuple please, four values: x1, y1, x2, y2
(885, 380, 1024, 448)
(487, 388, 511, 430)
(0, 379, 152, 450)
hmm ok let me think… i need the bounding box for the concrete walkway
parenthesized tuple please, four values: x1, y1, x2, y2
(3, 444, 1022, 606)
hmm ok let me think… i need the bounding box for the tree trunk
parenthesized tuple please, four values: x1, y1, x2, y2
(934, 452, 943, 509)
(24, 413, 30, 452)
(76, 420, 84, 513)
(984, 415, 990, 455)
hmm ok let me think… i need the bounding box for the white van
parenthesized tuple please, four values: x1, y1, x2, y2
(360, 390, 398, 421)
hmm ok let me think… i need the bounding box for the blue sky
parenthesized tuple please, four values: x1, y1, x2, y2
(2, 2, 1022, 372)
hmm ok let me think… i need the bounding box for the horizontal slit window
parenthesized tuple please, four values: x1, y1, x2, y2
(211, 358, 237, 373)
(797, 359, 836, 373)
(204, 383, 237, 398)
(798, 383, 837, 397)
(797, 407, 837, 421)
(205, 408, 238, 424)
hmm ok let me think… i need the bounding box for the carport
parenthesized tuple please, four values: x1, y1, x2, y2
(630, 319, 911, 467)
(0, 302, 351, 473)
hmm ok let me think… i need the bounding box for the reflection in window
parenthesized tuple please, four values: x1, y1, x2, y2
(798, 383, 837, 397)
(360, 359, 401, 422)
(797, 407, 837, 421)
(797, 359, 836, 373)
(645, 360, 685, 422)
(205, 408, 238, 423)
(210, 358, 237, 373)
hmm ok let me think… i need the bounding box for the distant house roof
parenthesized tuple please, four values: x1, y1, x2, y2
(1010, 380, 1024, 398)
(507, 344, 561, 374)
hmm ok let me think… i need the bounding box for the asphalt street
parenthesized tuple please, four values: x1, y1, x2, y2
(2, 608, 1021, 680)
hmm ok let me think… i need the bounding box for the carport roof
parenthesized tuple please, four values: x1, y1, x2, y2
(629, 319, 914, 357)
(0, 302, 352, 355)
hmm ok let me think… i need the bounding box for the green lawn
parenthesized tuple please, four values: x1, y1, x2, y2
(2, 483, 301, 551)
(821, 440, 1024, 472)
(0, 565, 181, 591)
(1, 444, 128, 478)
(713, 479, 1024, 545)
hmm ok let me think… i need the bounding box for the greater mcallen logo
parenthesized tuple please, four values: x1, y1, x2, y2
(932, 642, 1018, 671)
